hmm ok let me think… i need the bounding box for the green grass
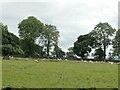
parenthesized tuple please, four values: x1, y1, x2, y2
(2, 59, 118, 88)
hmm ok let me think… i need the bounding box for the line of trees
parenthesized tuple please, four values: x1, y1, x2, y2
(73, 22, 120, 60)
(1, 16, 65, 59)
(1, 16, 120, 60)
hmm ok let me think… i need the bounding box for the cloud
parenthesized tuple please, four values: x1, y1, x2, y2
(0, 0, 119, 52)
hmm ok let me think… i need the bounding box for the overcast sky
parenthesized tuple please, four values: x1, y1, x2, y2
(0, 0, 119, 52)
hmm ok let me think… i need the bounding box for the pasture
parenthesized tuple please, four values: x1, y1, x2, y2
(2, 59, 118, 88)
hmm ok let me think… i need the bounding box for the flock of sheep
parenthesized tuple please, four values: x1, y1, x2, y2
(25, 58, 120, 65)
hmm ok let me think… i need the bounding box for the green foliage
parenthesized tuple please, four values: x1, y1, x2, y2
(90, 22, 116, 59)
(2, 44, 13, 56)
(1, 22, 24, 57)
(112, 29, 120, 58)
(34, 44, 46, 58)
(66, 47, 76, 59)
(18, 17, 59, 58)
(42, 24, 59, 58)
(18, 16, 44, 40)
(73, 34, 96, 59)
(18, 16, 44, 57)
(52, 46, 65, 58)
(94, 48, 104, 60)
(20, 38, 36, 57)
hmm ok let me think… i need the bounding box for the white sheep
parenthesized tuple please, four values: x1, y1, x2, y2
(65, 59, 68, 61)
(110, 62, 114, 64)
(95, 61, 98, 63)
(11, 56, 14, 58)
(89, 61, 92, 63)
(34, 60, 39, 63)
(57, 59, 62, 61)
(108, 61, 113, 64)
(25, 58, 28, 61)
(89, 61, 94, 63)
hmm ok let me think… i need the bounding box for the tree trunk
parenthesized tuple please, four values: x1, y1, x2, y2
(47, 40, 50, 59)
(55, 44, 58, 58)
(103, 44, 106, 61)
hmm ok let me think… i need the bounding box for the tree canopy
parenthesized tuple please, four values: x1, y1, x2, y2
(18, 16, 44, 40)
(73, 34, 96, 59)
(42, 24, 59, 58)
(66, 47, 76, 59)
(112, 29, 120, 58)
(1, 22, 24, 57)
(90, 22, 116, 60)
(18, 16, 44, 57)
(52, 46, 65, 58)
(94, 47, 104, 60)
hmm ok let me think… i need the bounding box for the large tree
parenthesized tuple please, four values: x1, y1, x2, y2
(1, 22, 24, 57)
(42, 24, 59, 58)
(112, 29, 120, 58)
(73, 34, 96, 59)
(18, 16, 44, 57)
(90, 22, 116, 60)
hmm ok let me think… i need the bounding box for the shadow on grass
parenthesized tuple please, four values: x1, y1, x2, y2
(1, 87, 119, 90)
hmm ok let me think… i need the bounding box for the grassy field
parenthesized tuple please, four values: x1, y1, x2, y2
(2, 59, 118, 88)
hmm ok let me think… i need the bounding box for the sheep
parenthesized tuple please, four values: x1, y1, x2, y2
(108, 61, 113, 64)
(65, 59, 68, 61)
(89, 61, 94, 63)
(95, 61, 98, 63)
(110, 62, 114, 64)
(25, 58, 28, 61)
(83, 60, 87, 62)
(81, 60, 83, 62)
(57, 59, 62, 61)
(11, 56, 14, 58)
(34, 60, 39, 63)
(89, 61, 92, 63)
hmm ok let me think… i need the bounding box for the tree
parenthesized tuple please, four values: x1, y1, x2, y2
(73, 34, 96, 59)
(66, 47, 76, 59)
(112, 29, 120, 58)
(33, 44, 46, 58)
(1, 22, 24, 57)
(90, 22, 116, 60)
(18, 16, 44, 57)
(53, 30, 59, 58)
(52, 46, 65, 58)
(42, 24, 59, 58)
(94, 47, 104, 60)
(20, 38, 36, 57)
(0, 22, 2, 56)
(18, 16, 44, 40)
